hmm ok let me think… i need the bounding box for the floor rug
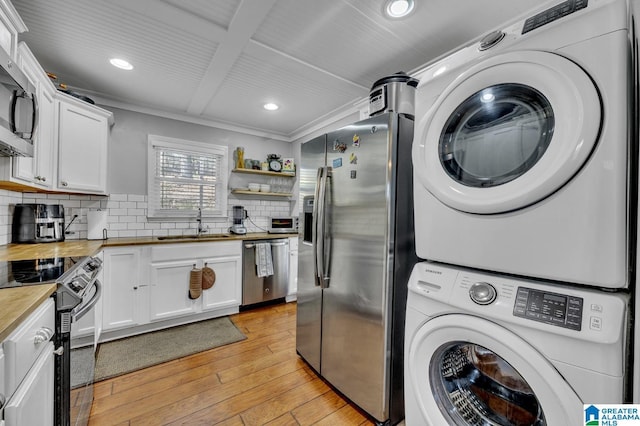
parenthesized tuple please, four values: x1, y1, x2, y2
(83, 316, 246, 382)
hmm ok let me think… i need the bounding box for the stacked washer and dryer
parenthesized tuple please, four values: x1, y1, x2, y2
(405, 0, 637, 424)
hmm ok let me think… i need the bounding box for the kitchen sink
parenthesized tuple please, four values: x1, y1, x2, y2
(157, 234, 233, 241)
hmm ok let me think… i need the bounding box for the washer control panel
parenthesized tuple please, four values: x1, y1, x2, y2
(513, 287, 583, 331)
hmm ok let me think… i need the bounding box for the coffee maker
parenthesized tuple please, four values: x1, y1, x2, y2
(12, 203, 65, 243)
(230, 205, 247, 234)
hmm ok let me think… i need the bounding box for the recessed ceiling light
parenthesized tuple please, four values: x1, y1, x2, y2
(385, 0, 415, 18)
(263, 103, 279, 111)
(110, 58, 133, 70)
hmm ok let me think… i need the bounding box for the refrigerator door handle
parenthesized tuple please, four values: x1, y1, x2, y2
(316, 166, 328, 287)
(321, 167, 332, 288)
(312, 167, 324, 287)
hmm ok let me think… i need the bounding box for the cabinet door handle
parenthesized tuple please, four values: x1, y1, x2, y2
(60, 181, 68, 187)
(34, 326, 54, 344)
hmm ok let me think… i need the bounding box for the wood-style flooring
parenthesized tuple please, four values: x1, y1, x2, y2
(84, 302, 377, 425)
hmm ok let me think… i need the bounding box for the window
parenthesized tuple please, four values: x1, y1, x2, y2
(147, 135, 228, 218)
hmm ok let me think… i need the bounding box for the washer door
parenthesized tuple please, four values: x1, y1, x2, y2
(413, 51, 601, 214)
(408, 315, 582, 425)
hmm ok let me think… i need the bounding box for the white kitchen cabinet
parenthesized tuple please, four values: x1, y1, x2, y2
(287, 236, 298, 301)
(149, 241, 242, 322)
(2, 298, 55, 426)
(3, 343, 54, 426)
(148, 259, 200, 321)
(0, 1, 26, 61)
(56, 92, 112, 194)
(100, 242, 241, 340)
(102, 246, 149, 331)
(200, 254, 242, 312)
(0, 42, 55, 189)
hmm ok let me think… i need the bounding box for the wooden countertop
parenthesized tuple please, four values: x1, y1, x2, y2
(0, 232, 297, 341)
(0, 283, 57, 341)
(0, 232, 297, 261)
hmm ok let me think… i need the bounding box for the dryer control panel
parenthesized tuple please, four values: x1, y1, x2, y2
(513, 287, 583, 331)
(522, 0, 588, 34)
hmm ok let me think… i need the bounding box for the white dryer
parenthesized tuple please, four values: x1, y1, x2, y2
(412, 0, 633, 288)
(404, 262, 629, 425)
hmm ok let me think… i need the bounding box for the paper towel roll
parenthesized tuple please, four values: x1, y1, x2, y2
(87, 210, 108, 240)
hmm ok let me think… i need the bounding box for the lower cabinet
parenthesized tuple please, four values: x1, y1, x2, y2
(149, 241, 242, 322)
(2, 299, 55, 426)
(3, 343, 54, 426)
(102, 247, 150, 332)
(101, 241, 242, 339)
(148, 259, 200, 321)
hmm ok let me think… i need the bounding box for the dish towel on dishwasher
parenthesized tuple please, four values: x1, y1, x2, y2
(255, 243, 274, 277)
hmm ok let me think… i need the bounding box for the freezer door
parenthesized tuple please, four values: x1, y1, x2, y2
(321, 114, 395, 421)
(295, 134, 326, 372)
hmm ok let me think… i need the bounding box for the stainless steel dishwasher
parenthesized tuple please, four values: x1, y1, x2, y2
(242, 239, 289, 306)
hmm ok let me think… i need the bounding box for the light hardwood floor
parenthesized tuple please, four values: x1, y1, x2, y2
(84, 302, 377, 425)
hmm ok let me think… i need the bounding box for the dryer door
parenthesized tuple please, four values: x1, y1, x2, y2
(413, 50, 601, 214)
(408, 314, 582, 425)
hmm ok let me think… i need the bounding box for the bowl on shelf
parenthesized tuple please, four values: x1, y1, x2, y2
(248, 183, 260, 192)
(259, 184, 271, 192)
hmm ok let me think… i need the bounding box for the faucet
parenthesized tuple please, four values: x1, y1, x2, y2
(196, 208, 207, 236)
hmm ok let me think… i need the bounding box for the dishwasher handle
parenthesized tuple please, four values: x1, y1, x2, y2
(244, 241, 288, 249)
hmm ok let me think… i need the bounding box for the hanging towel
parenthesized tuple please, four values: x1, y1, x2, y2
(255, 243, 274, 278)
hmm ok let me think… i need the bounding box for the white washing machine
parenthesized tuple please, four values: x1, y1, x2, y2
(412, 0, 633, 288)
(404, 262, 629, 425)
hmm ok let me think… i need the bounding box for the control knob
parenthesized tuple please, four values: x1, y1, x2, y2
(469, 282, 497, 305)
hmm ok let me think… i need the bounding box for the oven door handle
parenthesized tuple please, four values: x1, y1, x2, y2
(72, 279, 102, 321)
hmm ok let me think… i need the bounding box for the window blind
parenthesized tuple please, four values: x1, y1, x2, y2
(147, 136, 228, 218)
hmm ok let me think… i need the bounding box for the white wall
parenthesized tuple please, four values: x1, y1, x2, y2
(107, 106, 294, 195)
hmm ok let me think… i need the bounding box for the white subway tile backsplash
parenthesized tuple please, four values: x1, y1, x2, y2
(0, 191, 293, 241)
(109, 194, 128, 202)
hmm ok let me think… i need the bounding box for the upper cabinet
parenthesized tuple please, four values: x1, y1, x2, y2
(9, 42, 55, 189)
(55, 92, 112, 194)
(0, 0, 26, 60)
(0, 2, 114, 195)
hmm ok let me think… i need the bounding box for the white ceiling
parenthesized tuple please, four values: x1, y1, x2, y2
(12, 0, 543, 141)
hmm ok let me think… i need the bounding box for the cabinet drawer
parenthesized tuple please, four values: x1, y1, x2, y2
(3, 298, 55, 397)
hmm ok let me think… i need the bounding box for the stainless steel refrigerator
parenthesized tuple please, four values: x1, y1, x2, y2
(296, 111, 416, 425)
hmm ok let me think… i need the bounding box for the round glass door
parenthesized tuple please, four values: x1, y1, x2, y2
(430, 342, 545, 426)
(440, 83, 554, 188)
(413, 51, 601, 214)
(407, 314, 583, 425)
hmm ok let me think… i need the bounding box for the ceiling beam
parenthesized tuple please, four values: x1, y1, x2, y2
(186, 0, 278, 116)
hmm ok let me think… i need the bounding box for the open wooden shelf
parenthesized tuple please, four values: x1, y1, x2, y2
(231, 168, 295, 178)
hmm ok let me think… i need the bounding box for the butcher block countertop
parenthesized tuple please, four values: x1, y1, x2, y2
(0, 283, 57, 341)
(0, 232, 296, 342)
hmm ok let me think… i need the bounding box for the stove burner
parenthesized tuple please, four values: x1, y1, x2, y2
(1, 257, 84, 288)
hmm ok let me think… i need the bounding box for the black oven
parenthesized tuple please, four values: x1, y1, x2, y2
(5, 256, 102, 426)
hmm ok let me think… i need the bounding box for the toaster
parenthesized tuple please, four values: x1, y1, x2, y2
(12, 203, 65, 243)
